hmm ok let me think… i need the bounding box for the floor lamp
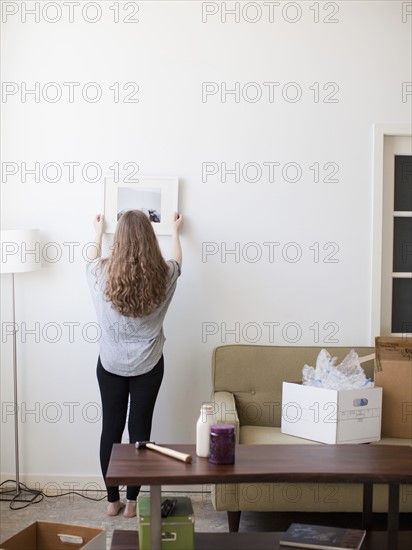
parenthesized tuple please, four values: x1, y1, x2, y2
(0, 229, 41, 502)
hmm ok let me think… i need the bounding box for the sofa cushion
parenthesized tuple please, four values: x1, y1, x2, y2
(240, 426, 321, 445)
(240, 425, 412, 447)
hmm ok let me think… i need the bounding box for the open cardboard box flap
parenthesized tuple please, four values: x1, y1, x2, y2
(375, 336, 412, 371)
(0, 521, 105, 550)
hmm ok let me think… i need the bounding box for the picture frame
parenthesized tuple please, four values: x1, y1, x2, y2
(103, 176, 179, 235)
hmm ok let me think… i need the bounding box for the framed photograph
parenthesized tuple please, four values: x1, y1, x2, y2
(103, 176, 179, 235)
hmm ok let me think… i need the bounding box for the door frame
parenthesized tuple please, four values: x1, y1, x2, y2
(371, 123, 412, 343)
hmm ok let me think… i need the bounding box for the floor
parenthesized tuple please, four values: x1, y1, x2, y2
(1, 489, 412, 549)
(0, 490, 227, 549)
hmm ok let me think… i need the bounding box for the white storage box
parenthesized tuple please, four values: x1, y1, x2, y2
(281, 382, 382, 444)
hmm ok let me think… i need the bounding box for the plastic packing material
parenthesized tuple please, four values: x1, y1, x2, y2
(302, 349, 374, 390)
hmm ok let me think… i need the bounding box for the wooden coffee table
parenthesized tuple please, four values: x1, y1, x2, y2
(106, 443, 412, 549)
(110, 530, 412, 550)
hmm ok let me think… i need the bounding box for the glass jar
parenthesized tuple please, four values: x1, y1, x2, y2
(209, 424, 235, 465)
(196, 403, 216, 457)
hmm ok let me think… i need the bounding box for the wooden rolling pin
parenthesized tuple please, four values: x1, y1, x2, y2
(135, 441, 192, 463)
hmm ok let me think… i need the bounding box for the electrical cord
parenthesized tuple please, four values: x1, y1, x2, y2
(0, 480, 43, 509)
(0, 479, 109, 510)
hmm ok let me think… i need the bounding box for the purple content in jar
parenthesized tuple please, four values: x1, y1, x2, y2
(209, 424, 235, 465)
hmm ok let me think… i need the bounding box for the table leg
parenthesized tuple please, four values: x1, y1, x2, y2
(362, 483, 373, 530)
(387, 483, 399, 550)
(150, 485, 162, 550)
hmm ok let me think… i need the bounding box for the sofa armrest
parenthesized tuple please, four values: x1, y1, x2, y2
(212, 391, 240, 443)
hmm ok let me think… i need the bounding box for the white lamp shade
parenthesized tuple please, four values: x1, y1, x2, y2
(0, 229, 42, 274)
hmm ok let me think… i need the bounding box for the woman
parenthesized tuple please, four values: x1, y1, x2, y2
(86, 210, 183, 517)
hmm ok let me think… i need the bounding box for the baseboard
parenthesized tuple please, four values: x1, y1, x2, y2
(0, 474, 209, 496)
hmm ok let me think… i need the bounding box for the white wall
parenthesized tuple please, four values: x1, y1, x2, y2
(1, 1, 411, 488)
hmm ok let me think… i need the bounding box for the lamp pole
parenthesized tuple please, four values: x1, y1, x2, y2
(11, 272, 21, 496)
(0, 229, 41, 503)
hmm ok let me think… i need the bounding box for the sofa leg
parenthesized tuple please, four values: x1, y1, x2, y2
(227, 511, 241, 532)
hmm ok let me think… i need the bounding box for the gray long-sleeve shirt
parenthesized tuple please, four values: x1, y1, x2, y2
(86, 259, 181, 376)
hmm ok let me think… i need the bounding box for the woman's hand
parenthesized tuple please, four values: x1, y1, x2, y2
(87, 214, 104, 262)
(93, 214, 104, 235)
(172, 212, 184, 234)
(171, 212, 183, 266)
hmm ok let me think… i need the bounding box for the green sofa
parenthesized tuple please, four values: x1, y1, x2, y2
(210, 344, 412, 531)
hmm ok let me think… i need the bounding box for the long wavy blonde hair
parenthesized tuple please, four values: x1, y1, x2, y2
(100, 210, 169, 317)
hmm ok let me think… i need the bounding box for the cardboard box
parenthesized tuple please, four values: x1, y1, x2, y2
(281, 382, 382, 444)
(0, 521, 105, 550)
(375, 336, 412, 439)
(138, 496, 194, 550)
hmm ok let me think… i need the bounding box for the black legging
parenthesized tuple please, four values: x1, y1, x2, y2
(96, 355, 164, 502)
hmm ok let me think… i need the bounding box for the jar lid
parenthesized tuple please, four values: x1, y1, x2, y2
(210, 424, 235, 433)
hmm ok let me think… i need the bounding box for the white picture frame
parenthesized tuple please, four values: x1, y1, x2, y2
(103, 176, 179, 235)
